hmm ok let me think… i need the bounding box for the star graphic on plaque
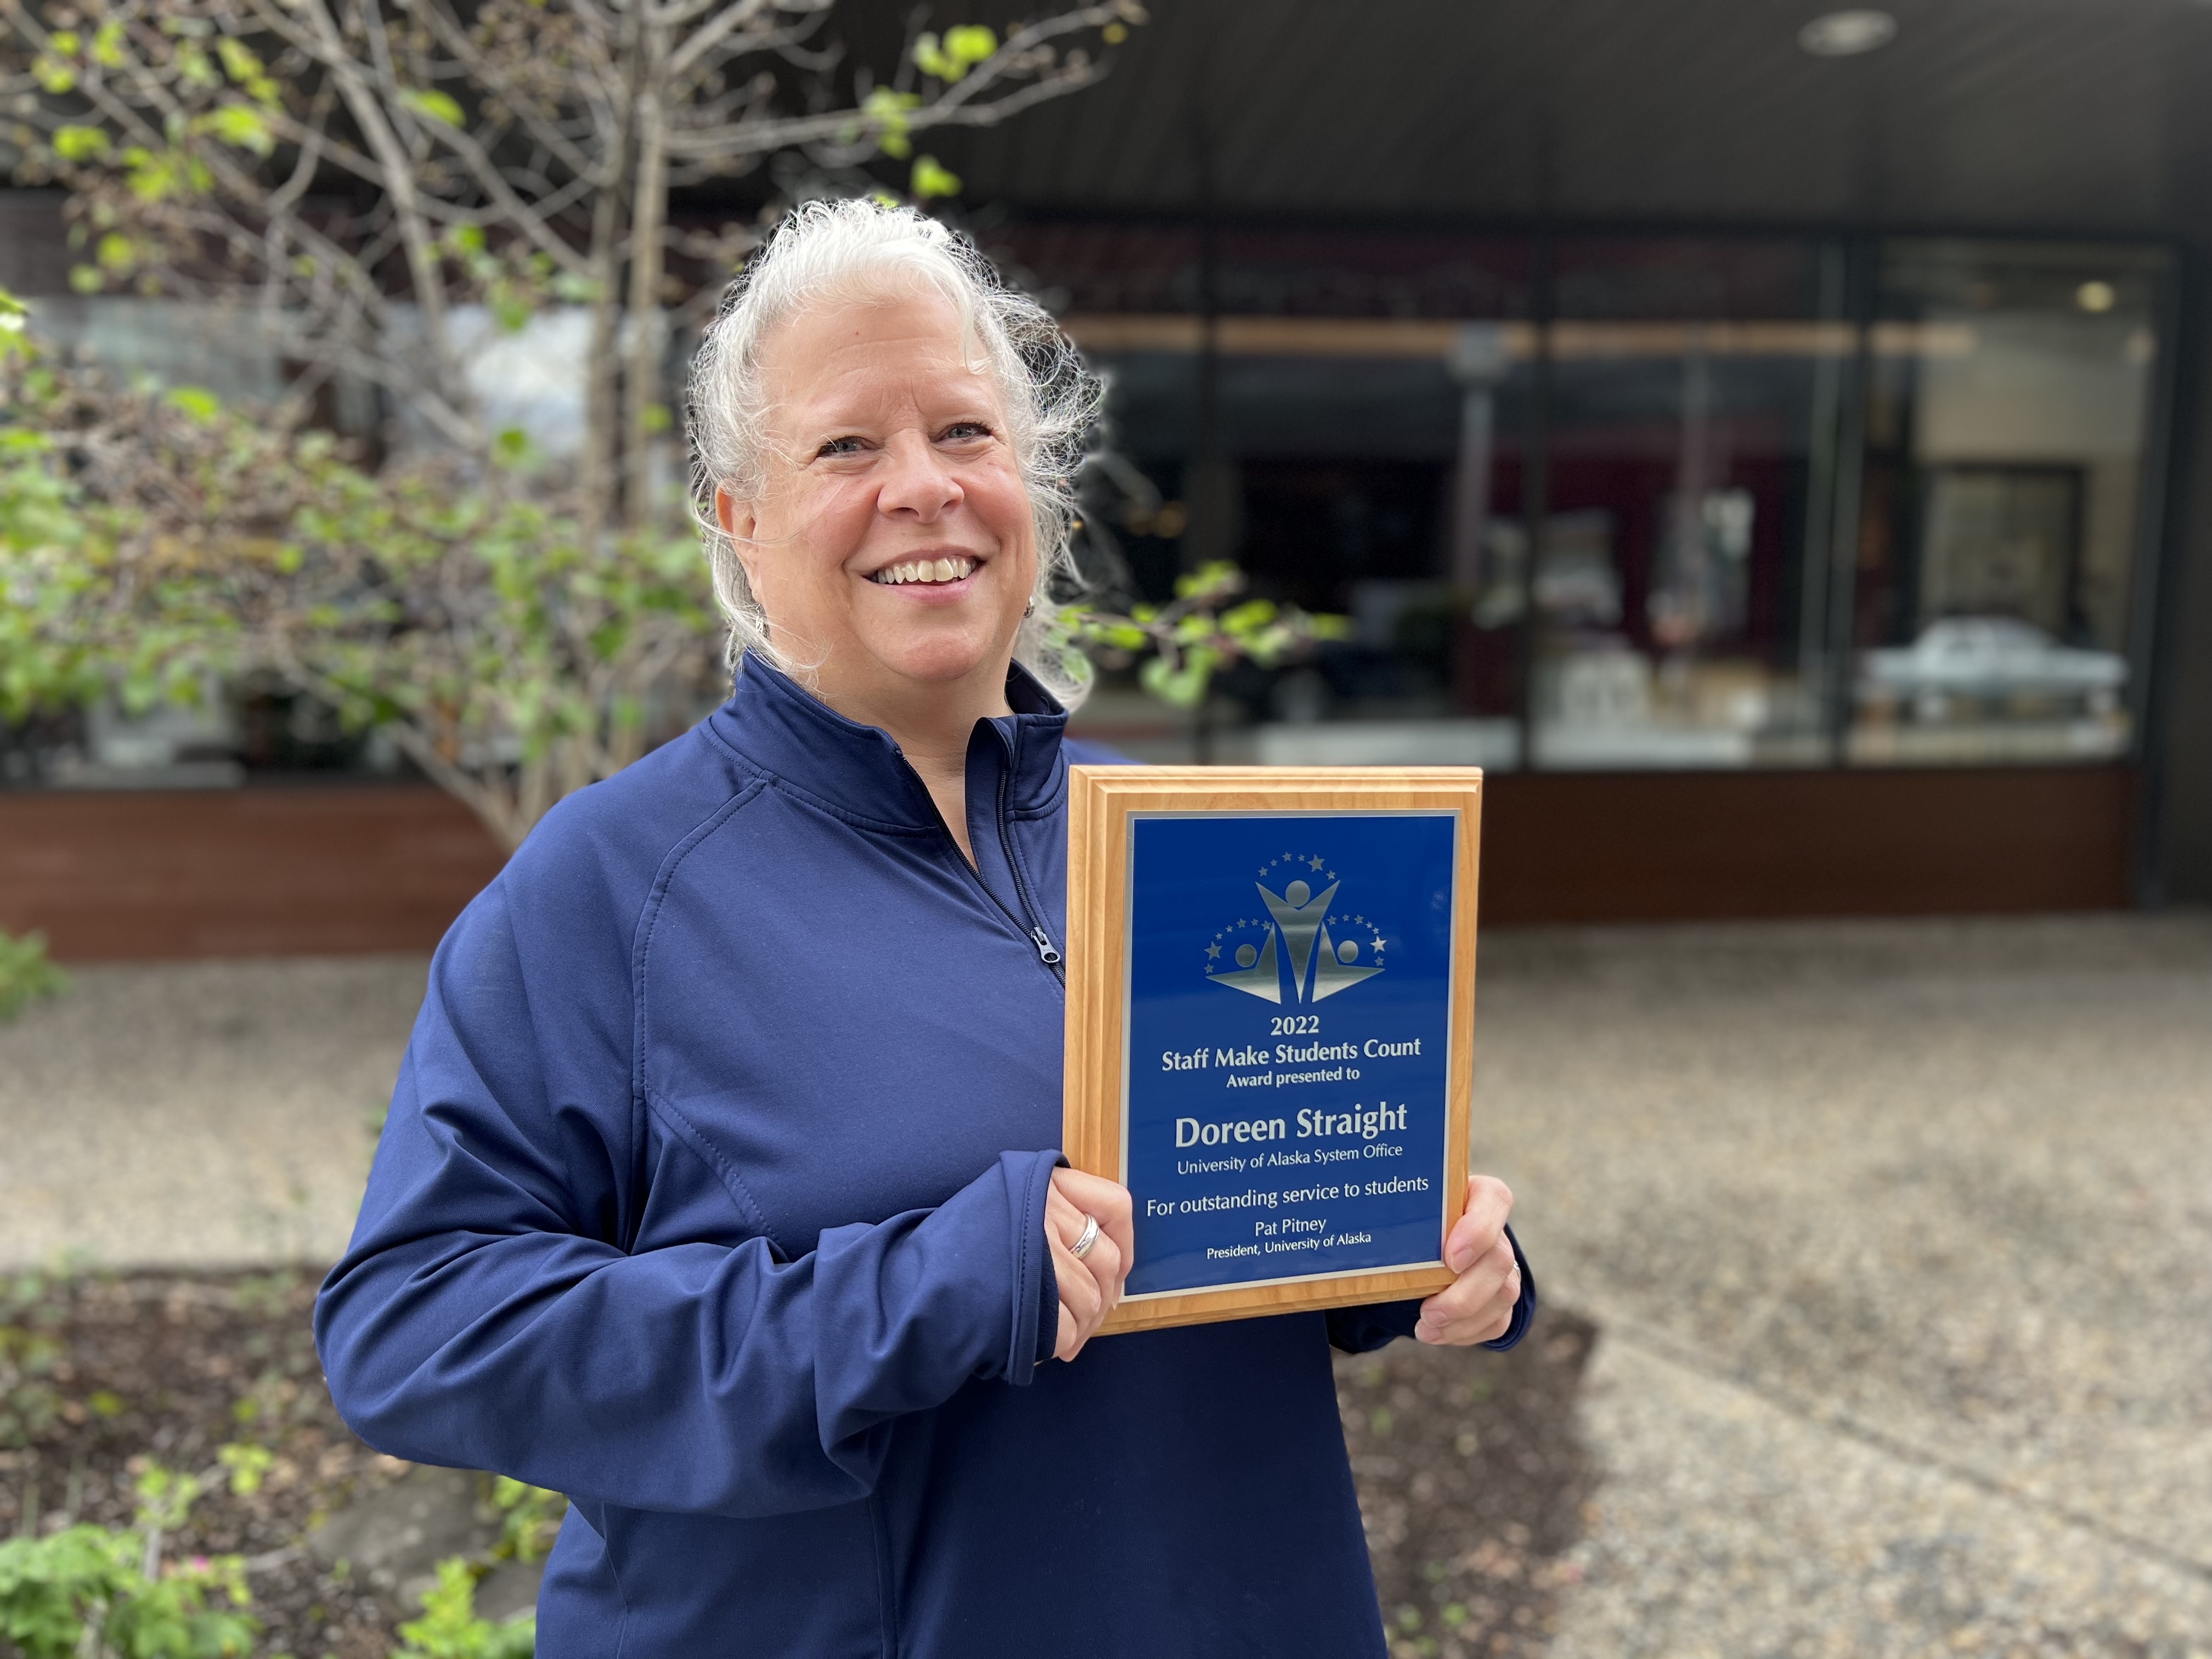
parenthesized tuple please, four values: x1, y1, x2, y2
(1205, 854, 1387, 1005)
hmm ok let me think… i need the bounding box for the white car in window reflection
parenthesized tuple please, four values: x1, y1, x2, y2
(1857, 618, 2126, 720)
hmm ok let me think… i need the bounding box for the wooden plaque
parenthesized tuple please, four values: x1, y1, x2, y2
(1063, 767, 1481, 1334)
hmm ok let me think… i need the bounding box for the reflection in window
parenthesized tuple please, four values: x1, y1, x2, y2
(1531, 322, 1847, 766)
(1850, 242, 2166, 764)
(1002, 227, 2172, 774)
(1023, 226, 1538, 766)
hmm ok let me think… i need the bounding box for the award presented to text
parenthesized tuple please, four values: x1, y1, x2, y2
(1063, 768, 1480, 1332)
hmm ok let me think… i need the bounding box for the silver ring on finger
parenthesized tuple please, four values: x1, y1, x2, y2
(1070, 1213, 1101, 1260)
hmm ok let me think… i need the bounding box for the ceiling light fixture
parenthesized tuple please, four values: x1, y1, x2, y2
(2076, 281, 2117, 314)
(1799, 10, 1899, 57)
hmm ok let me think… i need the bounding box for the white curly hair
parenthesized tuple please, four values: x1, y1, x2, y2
(686, 198, 1101, 707)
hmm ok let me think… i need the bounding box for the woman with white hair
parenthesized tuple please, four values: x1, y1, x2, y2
(317, 198, 1532, 1658)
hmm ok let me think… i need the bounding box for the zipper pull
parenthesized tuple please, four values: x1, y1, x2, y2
(1030, 926, 1063, 967)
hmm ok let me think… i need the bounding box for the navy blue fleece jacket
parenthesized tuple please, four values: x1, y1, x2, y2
(315, 657, 1532, 1658)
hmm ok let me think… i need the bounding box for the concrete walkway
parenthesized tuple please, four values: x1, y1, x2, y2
(1472, 918, 2212, 1656)
(4, 916, 2209, 1653)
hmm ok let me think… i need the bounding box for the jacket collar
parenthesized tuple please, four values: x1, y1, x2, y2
(708, 654, 1069, 831)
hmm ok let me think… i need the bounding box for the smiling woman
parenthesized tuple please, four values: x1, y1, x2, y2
(314, 200, 1533, 1659)
(687, 199, 1096, 703)
(685, 203, 1101, 863)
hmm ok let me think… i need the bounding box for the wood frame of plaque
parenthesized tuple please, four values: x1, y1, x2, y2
(1063, 766, 1481, 1334)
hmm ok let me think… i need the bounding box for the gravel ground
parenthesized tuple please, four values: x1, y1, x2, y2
(0, 957, 422, 1269)
(1469, 915, 2212, 1656)
(6, 915, 2210, 1655)
(1551, 1331, 2212, 1658)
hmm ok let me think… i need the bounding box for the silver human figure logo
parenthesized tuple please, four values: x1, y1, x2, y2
(1209, 876, 1384, 1005)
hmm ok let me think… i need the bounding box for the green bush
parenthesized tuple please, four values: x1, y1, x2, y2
(0, 1462, 257, 1658)
(391, 1558, 534, 1659)
(0, 1269, 69, 1448)
(0, 928, 65, 1022)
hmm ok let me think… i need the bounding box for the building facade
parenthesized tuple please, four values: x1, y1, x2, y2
(5, 0, 2212, 952)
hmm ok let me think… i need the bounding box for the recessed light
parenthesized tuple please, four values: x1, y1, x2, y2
(2076, 280, 2117, 314)
(1799, 10, 1899, 56)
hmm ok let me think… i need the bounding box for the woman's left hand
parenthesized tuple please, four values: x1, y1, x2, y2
(1414, 1175, 1520, 1346)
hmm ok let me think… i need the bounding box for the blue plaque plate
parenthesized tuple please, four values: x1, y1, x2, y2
(1064, 770, 1481, 1331)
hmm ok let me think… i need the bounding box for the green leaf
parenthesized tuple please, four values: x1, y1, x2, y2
(217, 1442, 274, 1496)
(216, 37, 263, 84)
(68, 265, 104, 295)
(1173, 561, 1243, 602)
(132, 1461, 206, 1533)
(910, 155, 961, 200)
(911, 32, 955, 79)
(162, 386, 222, 423)
(863, 85, 919, 158)
(1139, 651, 1215, 711)
(399, 87, 465, 128)
(490, 286, 533, 332)
(91, 21, 126, 67)
(1220, 599, 1278, 637)
(52, 126, 110, 162)
(944, 24, 998, 63)
(120, 146, 200, 203)
(0, 929, 67, 1022)
(174, 40, 218, 88)
(199, 103, 274, 156)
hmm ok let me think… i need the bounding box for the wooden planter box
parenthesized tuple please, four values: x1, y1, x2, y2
(0, 765, 2134, 962)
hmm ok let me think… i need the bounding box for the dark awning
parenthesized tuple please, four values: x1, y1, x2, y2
(915, 0, 2212, 239)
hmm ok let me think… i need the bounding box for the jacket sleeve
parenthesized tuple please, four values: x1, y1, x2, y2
(1325, 1224, 1536, 1355)
(314, 878, 1061, 1521)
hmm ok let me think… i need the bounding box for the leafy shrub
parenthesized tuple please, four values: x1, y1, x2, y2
(391, 1558, 534, 1659)
(0, 1269, 69, 1449)
(0, 929, 66, 1023)
(383, 1480, 558, 1657)
(488, 1479, 565, 1566)
(0, 1462, 257, 1658)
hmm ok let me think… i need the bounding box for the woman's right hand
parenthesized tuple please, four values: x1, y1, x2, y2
(1044, 1168, 1133, 1362)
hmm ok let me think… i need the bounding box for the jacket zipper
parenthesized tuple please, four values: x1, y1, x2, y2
(895, 737, 1065, 990)
(955, 848, 1062, 989)
(997, 761, 1065, 983)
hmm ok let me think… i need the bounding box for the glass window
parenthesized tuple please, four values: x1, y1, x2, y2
(1849, 241, 2169, 764)
(1019, 225, 1536, 765)
(1530, 237, 1848, 769)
